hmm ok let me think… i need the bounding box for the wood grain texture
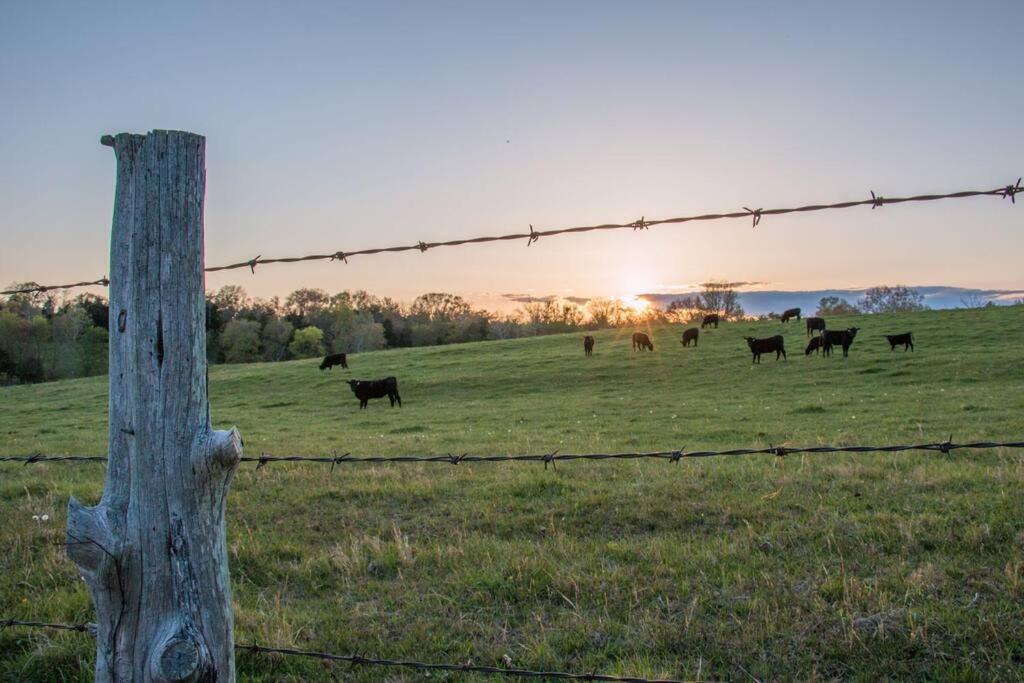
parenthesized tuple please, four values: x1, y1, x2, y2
(67, 130, 241, 682)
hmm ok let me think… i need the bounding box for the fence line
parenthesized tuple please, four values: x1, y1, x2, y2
(2, 439, 1022, 469)
(1, 618, 694, 682)
(3, 179, 1019, 296)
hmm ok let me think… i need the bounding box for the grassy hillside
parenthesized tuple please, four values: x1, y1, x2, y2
(1, 306, 1023, 681)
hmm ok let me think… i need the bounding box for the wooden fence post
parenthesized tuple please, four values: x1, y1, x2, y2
(66, 130, 242, 682)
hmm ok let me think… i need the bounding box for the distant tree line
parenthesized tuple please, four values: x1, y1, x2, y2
(0, 283, 663, 385)
(0, 280, 1001, 385)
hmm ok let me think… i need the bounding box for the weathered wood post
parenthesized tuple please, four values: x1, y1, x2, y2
(67, 130, 242, 682)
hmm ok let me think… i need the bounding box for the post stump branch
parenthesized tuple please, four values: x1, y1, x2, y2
(67, 130, 242, 682)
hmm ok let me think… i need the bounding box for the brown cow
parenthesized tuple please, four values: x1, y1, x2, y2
(583, 335, 595, 356)
(701, 313, 720, 329)
(632, 332, 654, 351)
(680, 328, 699, 347)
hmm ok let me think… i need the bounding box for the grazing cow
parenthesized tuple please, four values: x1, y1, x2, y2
(781, 307, 802, 322)
(884, 332, 914, 352)
(346, 377, 402, 409)
(701, 313, 720, 329)
(632, 332, 654, 351)
(805, 336, 824, 356)
(822, 327, 860, 358)
(680, 328, 699, 347)
(744, 335, 786, 364)
(319, 352, 348, 370)
(583, 335, 595, 356)
(806, 317, 826, 336)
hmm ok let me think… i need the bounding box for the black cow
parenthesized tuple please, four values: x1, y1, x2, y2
(701, 314, 720, 329)
(806, 317, 826, 337)
(632, 332, 654, 351)
(583, 335, 595, 356)
(744, 335, 786, 364)
(320, 353, 348, 370)
(680, 328, 699, 347)
(884, 332, 914, 352)
(805, 336, 823, 356)
(781, 307, 801, 322)
(346, 377, 402, 409)
(822, 327, 860, 358)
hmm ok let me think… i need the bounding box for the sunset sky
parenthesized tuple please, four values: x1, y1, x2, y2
(1, 2, 1022, 312)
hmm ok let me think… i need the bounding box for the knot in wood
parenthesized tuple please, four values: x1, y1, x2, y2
(154, 636, 202, 683)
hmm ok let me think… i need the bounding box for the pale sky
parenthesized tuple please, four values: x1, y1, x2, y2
(1, 1, 1021, 311)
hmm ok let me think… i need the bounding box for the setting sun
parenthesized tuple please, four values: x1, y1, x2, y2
(619, 295, 649, 313)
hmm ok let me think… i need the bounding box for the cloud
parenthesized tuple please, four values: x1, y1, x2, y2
(501, 293, 557, 303)
(698, 280, 768, 289)
(501, 293, 592, 305)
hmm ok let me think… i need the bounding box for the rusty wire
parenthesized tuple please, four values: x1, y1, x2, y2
(1, 618, 691, 682)
(0, 278, 109, 297)
(2, 439, 1021, 469)
(3, 180, 1020, 296)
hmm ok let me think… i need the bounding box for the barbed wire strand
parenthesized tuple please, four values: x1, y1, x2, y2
(3, 179, 1019, 296)
(2, 439, 1021, 468)
(0, 618, 693, 682)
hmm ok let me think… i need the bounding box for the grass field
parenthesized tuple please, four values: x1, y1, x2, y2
(2, 305, 1023, 681)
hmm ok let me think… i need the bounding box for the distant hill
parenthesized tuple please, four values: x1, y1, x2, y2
(639, 286, 1024, 316)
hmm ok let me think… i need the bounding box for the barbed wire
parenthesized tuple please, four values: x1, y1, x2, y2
(2, 439, 1021, 469)
(1, 618, 693, 682)
(0, 278, 109, 297)
(3, 179, 1019, 296)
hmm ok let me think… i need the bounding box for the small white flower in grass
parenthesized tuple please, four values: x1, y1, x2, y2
(32, 515, 39, 521)
(502, 654, 513, 668)
(41, 514, 49, 522)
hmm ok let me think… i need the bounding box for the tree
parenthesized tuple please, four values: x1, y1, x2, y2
(337, 311, 387, 352)
(859, 285, 927, 314)
(586, 298, 628, 328)
(212, 285, 250, 323)
(51, 307, 92, 378)
(221, 318, 261, 363)
(260, 317, 293, 361)
(666, 295, 704, 322)
(816, 296, 861, 316)
(289, 325, 325, 358)
(699, 281, 744, 319)
(284, 288, 330, 321)
(409, 292, 471, 321)
(71, 293, 110, 330)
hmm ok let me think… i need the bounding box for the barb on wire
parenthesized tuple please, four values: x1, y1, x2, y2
(743, 207, 762, 227)
(527, 224, 541, 246)
(2, 439, 1021, 468)
(3, 618, 688, 682)
(870, 191, 884, 209)
(1002, 177, 1021, 203)
(5, 180, 1020, 295)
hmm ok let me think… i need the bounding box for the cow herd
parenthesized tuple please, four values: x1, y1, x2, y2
(586, 307, 916, 365)
(321, 306, 916, 409)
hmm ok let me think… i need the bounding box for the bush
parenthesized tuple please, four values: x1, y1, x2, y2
(289, 326, 325, 359)
(221, 319, 261, 364)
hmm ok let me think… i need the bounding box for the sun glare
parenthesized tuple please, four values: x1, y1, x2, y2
(619, 295, 649, 313)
